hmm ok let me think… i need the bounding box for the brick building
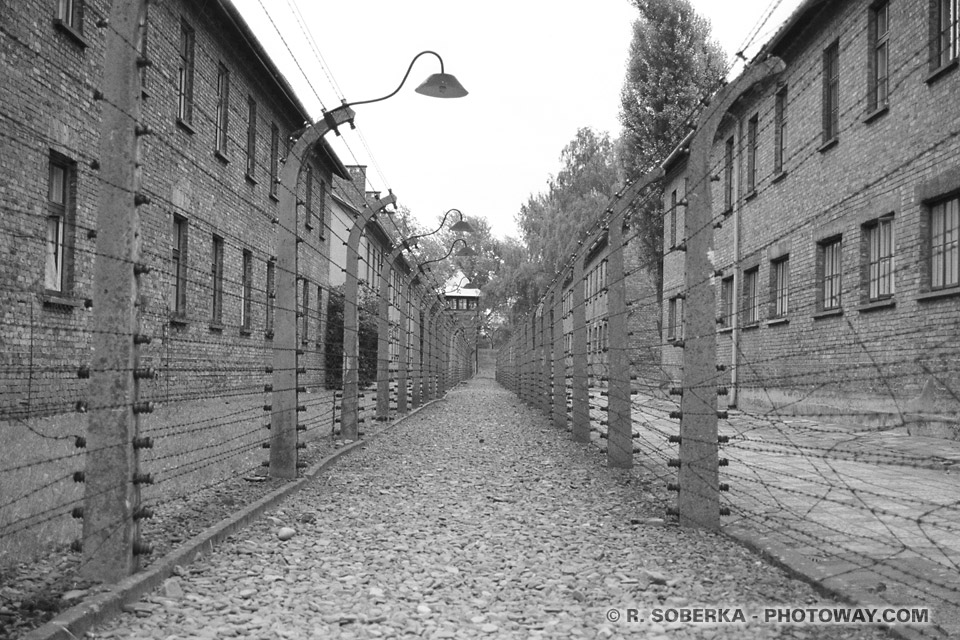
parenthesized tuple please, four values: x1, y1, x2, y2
(661, 0, 960, 426)
(0, 0, 350, 417)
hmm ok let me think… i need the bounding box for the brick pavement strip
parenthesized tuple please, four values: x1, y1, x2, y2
(71, 375, 916, 639)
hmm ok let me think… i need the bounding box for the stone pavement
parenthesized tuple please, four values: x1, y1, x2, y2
(583, 391, 960, 638)
(88, 371, 900, 639)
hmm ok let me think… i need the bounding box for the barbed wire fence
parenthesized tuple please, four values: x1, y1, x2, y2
(496, 15, 960, 638)
(0, 0, 472, 600)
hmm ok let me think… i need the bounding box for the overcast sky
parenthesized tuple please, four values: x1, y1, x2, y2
(230, 0, 804, 240)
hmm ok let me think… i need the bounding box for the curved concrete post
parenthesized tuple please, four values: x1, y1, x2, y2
(272, 108, 356, 474)
(678, 57, 785, 530)
(342, 194, 396, 441)
(376, 244, 407, 420)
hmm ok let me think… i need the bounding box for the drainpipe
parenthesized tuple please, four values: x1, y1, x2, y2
(730, 117, 742, 409)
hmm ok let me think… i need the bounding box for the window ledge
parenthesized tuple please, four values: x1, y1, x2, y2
(214, 150, 230, 165)
(863, 104, 889, 124)
(169, 314, 188, 326)
(917, 287, 960, 302)
(742, 322, 760, 331)
(245, 173, 257, 185)
(766, 317, 789, 327)
(744, 189, 758, 202)
(209, 323, 224, 333)
(818, 138, 839, 153)
(925, 58, 958, 85)
(813, 307, 843, 319)
(858, 298, 895, 313)
(722, 206, 733, 217)
(305, 221, 313, 231)
(771, 170, 788, 184)
(717, 326, 733, 335)
(53, 19, 88, 48)
(40, 292, 87, 310)
(269, 192, 279, 203)
(264, 331, 274, 340)
(176, 118, 195, 135)
(239, 328, 252, 337)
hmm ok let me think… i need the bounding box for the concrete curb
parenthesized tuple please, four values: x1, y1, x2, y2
(22, 397, 446, 640)
(723, 524, 948, 640)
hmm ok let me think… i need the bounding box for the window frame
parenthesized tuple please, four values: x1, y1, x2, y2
(269, 123, 280, 200)
(723, 136, 735, 211)
(743, 266, 760, 325)
(301, 278, 310, 344)
(868, 2, 890, 113)
(265, 260, 276, 337)
(719, 276, 734, 328)
(746, 114, 759, 195)
(771, 256, 790, 319)
(774, 86, 787, 175)
(211, 235, 224, 325)
(177, 19, 195, 127)
(171, 215, 188, 317)
(241, 249, 253, 331)
(245, 97, 257, 181)
(930, 196, 959, 290)
(668, 189, 678, 248)
(215, 63, 230, 157)
(822, 40, 840, 144)
(45, 154, 76, 295)
(865, 215, 895, 301)
(932, 0, 959, 71)
(819, 236, 843, 311)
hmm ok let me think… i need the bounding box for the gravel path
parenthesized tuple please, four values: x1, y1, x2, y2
(89, 375, 896, 639)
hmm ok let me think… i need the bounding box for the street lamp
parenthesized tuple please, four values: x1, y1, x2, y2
(271, 51, 467, 474)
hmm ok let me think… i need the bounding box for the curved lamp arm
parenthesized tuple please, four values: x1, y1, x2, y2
(402, 208, 474, 251)
(417, 238, 474, 274)
(322, 51, 467, 136)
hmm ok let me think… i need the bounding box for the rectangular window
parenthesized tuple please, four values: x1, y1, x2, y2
(772, 257, 790, 318)
(317, 284, 324, 348)
(301, 278, 310, 344)
(822, 40, 840, 142)
(669, 189, 677, 248)
(215, 63, 230, 155)
(211, 235, 224, 324)
(774, 86, 787, 174)
(866, 216, 895, 300)
(821, 237, 843, 310)
(934, 0, 959, 69)
(57, 0, 83, 33)
(870, 2, 890, 111)
(171, 215, 188, 315)
(46, 155, 77, 293)
(245, 97, 257, 179)
(241, 250, 252, 330)
(265, 260, 275, 336)
(317, 178, 326, 239)
(304, 166, 313, 229)
(724, 136, 735, 211)
(931, 197, 959, 289)
(744, 267, 760, 324)
(177, 20, 195, 125)
(269, 123, 279, 199)
(746, 114, 759, 194)
(667, 298, 677, 340)
(720, 276, 734, 327)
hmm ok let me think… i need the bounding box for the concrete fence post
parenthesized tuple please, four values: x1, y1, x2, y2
(82, 0, 149, 582)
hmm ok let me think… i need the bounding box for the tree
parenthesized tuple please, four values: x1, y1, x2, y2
(618, 0, 728, 285)
(324, 286, 379, 389)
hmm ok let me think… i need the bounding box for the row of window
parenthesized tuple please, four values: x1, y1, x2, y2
(704, 197, 958, 330)
(448, 297, 479, 311)
(560, 319, 609, 356)
(695, 1, 958, 216)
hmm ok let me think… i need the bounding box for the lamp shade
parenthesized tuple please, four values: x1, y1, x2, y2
(415, 73, 468, 98)
(455, 245, 477, 257)
(450, 218, 475, 233)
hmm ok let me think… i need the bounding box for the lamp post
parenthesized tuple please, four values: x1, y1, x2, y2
(374, 210, 474, 421)
(270, 52, 466, 471)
